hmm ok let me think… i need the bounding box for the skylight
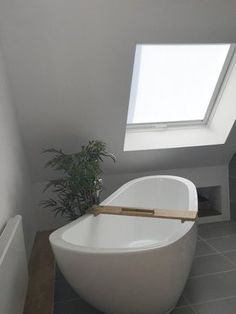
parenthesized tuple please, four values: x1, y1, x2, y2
(127, 44, 231, 125)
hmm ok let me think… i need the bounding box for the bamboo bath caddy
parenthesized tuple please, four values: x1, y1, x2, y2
(88, 205, 197, 221)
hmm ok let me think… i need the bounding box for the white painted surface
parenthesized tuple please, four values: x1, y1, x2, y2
(63, 215, 190, 250)
(100, 175, 197, 212)
(0, 46, 34, 255)
(32, 182, 66, 231)
(0, 0, 232, 237)
(0, 1, 235, 181)
(50, 175, 197, 314)
(0, 215, 28, 314)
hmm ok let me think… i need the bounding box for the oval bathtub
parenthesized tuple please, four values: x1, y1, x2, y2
(50, 175, 198, 314)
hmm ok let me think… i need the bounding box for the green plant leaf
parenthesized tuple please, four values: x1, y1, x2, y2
(41, 140, 116, 221)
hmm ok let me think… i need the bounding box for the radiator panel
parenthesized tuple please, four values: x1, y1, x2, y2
(0, 215, 28, 314)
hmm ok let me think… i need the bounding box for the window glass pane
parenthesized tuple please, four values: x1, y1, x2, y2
(127, 44, 230, 124)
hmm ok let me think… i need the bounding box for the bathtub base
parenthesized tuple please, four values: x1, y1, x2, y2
(50, 175, 198, 314)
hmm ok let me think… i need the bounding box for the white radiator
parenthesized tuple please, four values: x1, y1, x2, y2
(0, 215, 28, 314)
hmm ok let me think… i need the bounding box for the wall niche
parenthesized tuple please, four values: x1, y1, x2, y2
(197, 186, 221, 217)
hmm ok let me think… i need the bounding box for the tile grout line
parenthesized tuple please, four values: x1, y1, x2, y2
(181, 293, 197, 314)
(176, 294, 190, 308)
(189, 235, 236, 279)
(198, 234, 233, 257)
(195, 251, 221, 257)
(183, 227, 236, 311)
(195, 239, 223, 257)
(220, 251, 236, 267)
(188, 302, 197, 313)
(189, 293, 236, 307)
(54, 297, 82, 305)
(210, 248, 236, 254)
(189, 268, 236, 279)
(184, 227, 236, 310)
(200, 234, 236, 267)
(196, 234, 219, 255)
(198, 233, 236, 240)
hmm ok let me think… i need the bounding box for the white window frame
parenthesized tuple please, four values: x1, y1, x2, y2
(127, 44, 236, 131)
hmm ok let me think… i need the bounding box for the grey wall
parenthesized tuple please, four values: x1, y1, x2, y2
(0, 46, 34, 256)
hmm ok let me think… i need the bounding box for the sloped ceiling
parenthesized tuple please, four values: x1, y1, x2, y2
(0, 0, 236, 182)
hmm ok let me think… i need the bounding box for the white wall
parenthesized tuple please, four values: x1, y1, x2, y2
(0, 1, 234, 250)
(0, 47, 34, 256)
(0, 1, 236, 183)
(32, 182, 66, 231)
(33, 164, 230, 230)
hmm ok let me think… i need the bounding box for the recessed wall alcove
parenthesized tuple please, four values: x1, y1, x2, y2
(197, 186, 222, 217)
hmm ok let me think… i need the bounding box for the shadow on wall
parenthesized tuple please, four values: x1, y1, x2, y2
(229, 154, 236, 220)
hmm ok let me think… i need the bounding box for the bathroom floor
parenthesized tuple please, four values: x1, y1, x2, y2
(53, 220, 236, 314)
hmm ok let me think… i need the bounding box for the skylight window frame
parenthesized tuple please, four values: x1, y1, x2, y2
(127, 44, 236, 130)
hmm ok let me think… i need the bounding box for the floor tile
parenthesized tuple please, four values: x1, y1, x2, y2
(224, 250, 236, 264)
(193, 296, 236, 314)
(54, 299, 101, 314)
(184, 270, 236, 304)
(176, 295, 189, 307)
(198, 221, 236, 239)
(171, 306, 195, 314)
(54, 279, 79, 303)
(195, 240, 217, 256)
(190, 254, 235, 277)
(207, 235, 236, 252)
(55, 265, 65, 282)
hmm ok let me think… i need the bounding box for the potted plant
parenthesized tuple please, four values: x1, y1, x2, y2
(41, 140, 115, 221)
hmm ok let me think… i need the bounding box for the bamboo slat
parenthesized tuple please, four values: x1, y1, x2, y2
(88, 205, 197, 221)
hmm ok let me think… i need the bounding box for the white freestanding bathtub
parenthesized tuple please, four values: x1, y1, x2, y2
(50, 175, 198, 314)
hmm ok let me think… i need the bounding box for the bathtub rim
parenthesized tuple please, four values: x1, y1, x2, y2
(50, 214, 196, 255)
(100, 175, 197, 212)
(50, 175, 197, 255)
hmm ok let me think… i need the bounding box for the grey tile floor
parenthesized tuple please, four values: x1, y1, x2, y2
(53, 221, 236, 314)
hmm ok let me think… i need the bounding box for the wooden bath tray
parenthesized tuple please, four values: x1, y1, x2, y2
(88, 206, 197, 221)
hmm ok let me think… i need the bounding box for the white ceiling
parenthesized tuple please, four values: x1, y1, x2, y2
(0, 0, 236, 182)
